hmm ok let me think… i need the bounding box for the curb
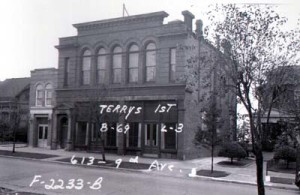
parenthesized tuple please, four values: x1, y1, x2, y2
(0, 154, 298, 192)
(0, 154, 149, 175)
(189, 174, 299, 192)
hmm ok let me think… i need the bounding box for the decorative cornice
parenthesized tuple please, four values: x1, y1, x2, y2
(55, 43, 79, 50)
(73, 11, 169, 31)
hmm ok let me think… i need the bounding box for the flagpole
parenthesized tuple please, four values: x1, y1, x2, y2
(123, 3, 125, 17)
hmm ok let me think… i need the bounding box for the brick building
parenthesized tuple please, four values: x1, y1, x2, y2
(28, 68, 57, 148)
(30, 10, 236, 159)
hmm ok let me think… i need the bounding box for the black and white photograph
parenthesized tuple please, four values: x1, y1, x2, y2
(0, 0, 299, 194)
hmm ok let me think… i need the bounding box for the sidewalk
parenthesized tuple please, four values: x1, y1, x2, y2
(0, 144, 298, 191)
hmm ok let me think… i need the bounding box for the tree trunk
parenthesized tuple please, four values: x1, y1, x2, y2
(12, 127, 16, 153)
(211, 143, 214, 173)
(101, 138, 106, 161)
(248, 109, 265, 195)
(255, 148, 265, 195)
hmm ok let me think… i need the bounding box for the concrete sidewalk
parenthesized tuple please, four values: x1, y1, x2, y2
(0, 144, 298, 191)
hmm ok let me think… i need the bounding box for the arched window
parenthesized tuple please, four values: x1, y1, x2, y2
(45, 83, 53, 106)
(145, 43, 156, 82)
(82, 50, 91, 85)
(97, 48, 106, 84)
(36, 84, 44, 106)
(112, 46, 122, 84)
(128, 44, 139, 83)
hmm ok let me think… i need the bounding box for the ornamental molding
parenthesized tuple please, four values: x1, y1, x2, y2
(73, 12, 168, 31)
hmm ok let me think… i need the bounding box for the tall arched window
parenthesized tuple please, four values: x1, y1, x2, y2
(82, 50, 91, 85)
(97, 48, 106, 84)
(36, 84, 44, 106)
(128, 44, 139, 83)
(145, 43, 156, 82)
(112, 46, 122, 84)
(45, 83, 53, 106)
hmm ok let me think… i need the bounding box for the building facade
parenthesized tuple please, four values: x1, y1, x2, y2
(28, 10, 236, 159)
(0, 78, 30, 142)
(28, 68, 57, 148)
(260, 66, 300, 150)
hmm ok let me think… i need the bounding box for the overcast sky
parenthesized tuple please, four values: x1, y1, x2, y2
(0, 0, 299, 82)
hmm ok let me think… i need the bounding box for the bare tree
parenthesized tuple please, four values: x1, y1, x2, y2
(194, 97, 223, 173)
(87, 86, 109, 161)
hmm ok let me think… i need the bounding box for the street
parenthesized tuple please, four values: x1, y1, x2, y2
(0, 157, 298, 195)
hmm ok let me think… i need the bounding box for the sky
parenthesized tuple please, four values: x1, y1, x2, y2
(0, 0, 299, 83)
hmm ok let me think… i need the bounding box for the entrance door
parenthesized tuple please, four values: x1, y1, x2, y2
(144, 123, 158, 154)
(60, 117, 68, 149)
(38, 125, 48, 148)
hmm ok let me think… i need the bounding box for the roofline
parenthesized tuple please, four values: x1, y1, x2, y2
(31, 68, 57, 73)
(73, 11, 169, 29)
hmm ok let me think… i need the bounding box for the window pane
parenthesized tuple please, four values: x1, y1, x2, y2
(36, 85, 44, 106)
(164, 123, 176, 149)
(39, 127, 43, 139)
(83, 57, 91, 70)
(37, 91, 43, 98)
(113, 47, 122, 83)
(129, 69, 138, 83)
(113, 69, 121, 83)
(46, 91, 52, 98)
(129, 45, 139, 52)
(83, 71, 90, 85)
(129, 53, 139, 68)
(146, 67, 156, 82)
(45, 90, 52, 106)
(170, 48, 176, 64)
(129, 123, 139, 147)
(146, 51, 156, 67)
(146, 43, 156, 50)
(97, 55, 106, 84)
(44, 127, 48, 139)
(83, 50, 91, 56)
(113, 54, 122, 68)
(170, 48, 176, 81)
(98, 48, 106, 55)
(82, 50, 91, 85)
(113, 46, 122, 53)
(145, 43, 156, 82)
(97, 55, 106, 69)
(98, 71, 106, 84)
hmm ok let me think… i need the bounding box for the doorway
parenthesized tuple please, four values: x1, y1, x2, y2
(38, 125, 48, 148)
(144, 123, 158, 154)
(60, 117, 68, 149)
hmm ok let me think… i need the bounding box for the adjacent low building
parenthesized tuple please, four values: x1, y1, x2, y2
(28, 68, 57, 148)
(0, 78, 30, 142)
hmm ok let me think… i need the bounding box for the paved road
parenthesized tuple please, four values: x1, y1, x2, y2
(0, 157, 298, 195)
